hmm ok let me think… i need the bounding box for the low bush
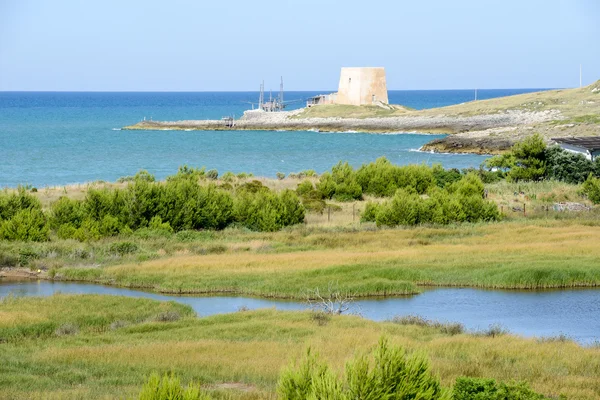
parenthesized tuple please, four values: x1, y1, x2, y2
(582, 173, 600, 204)
(453, 377, 549, 400)
(364, 174, 500, 227)
(109, 241, 139, 256)
(138, 373, 210, 400)
(277, 337, 448, 399)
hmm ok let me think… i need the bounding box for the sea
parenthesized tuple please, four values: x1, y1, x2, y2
(0, 89, 545, 188)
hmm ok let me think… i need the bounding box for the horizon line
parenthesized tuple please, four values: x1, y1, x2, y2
(0, 87, 560, 93)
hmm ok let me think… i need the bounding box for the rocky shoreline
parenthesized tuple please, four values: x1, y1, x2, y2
(123, 109, 557, 138)
(420, 136, 515, 155)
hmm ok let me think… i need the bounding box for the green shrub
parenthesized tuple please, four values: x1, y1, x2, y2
(581, 174, 600, 204)
(326, 161, 363, 201)
(205, 169, 218, 180)
(0, 208, 49, 242)
(148, 216, 173, 233)
(484, 134, 546, 182)
(365, 175, 499, 227)
(118, 170, 156, 183)
(355, 157, 436, 197)
(168, 165, 206, 182)
(138, 373, 210, 400)
(0, 188, 42, 220)
(453, 377, 548, 400)
(276, 172, 286, 180)
(545, 146, 595, 184)
(234, 190, 304, 232)
(50, 197, 84, 229)
(315, 173, 337, 199)
(18, 247, 39, 267)
(432, 164, 463, 188)
(109, 241, 139, 256)
(297, 180, 315, 197)
(221, 171, 235, 182)
(361, 202, 379, 223)
(278, 337, 449, 400)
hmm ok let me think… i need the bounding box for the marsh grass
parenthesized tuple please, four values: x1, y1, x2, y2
(0, 294, 193, 341)
(391, 315, 464, 336)
(43, 219, 600, 297)
(0, 296, 598, 399)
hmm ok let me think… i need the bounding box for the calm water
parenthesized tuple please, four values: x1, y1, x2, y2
(1, 280, 598, 345)
(0, 89, 545, 187)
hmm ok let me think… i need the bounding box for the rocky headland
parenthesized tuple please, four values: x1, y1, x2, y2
(123, 80, 600, 155)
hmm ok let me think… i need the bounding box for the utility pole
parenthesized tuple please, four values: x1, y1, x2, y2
(279, 76, 283, 110)
(259, 81, 264, 111)
(580, 64, 582, 88)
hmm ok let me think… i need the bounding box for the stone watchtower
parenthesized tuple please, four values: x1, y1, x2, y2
(335, 67, 389, 106)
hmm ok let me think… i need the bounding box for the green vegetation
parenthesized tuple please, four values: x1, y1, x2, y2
(0, 294, 193, 341)
(485, 134, 600, 183)
(581, 174, 600, 204)
(361, 173, 500, 227)
(453, 377, 549, 400)
(1, 295, 596, 399)
(1, 151, 599, 297)
(139, 373, 210, 400)
(12, 220, 593, 297)
(277, 337, 448, 399)
(0, 168, 305, 242)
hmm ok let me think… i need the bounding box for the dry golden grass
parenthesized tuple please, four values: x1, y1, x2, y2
(2, 301, 599, 399)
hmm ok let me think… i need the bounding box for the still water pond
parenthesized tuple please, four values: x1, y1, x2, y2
(1, 280, 598, 345)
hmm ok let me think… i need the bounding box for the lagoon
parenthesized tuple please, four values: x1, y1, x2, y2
(2, 280, 598, 345)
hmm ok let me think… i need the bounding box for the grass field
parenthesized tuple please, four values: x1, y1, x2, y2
(0, 295, 598, 399)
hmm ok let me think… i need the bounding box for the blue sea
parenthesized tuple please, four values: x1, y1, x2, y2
(0, 89, 544, 188)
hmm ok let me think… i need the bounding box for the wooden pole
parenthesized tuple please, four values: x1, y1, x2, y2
(523, 203, 526, 217)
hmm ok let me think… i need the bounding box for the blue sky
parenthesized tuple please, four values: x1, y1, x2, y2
(0, 0, 598, 91)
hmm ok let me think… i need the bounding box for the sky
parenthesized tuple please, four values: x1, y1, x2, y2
(0, 0, 599, 91)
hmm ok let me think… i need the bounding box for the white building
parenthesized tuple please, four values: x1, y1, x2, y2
(552, 137, 600, 161)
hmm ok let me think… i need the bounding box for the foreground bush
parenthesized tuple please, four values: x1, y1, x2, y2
(453, 377, 549, 400)
(138, 373, 210, 400)
(278, 337, 449, 399)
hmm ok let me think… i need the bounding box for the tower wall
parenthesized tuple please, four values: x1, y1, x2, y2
(336, 67, 388, 106)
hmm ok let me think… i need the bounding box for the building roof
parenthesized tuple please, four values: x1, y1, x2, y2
(552, 137, 600, 152)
